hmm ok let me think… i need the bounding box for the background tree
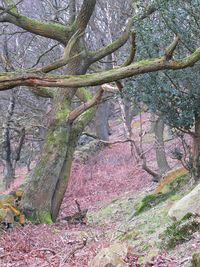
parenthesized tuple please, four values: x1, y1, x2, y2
(124, 0, 200, 179)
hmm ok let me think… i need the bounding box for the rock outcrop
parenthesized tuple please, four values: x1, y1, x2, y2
(89, 243, 128, 267)
(168, 184, 200, 220)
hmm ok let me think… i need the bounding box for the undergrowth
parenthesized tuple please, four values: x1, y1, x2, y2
(134, 173, 189, 216)
(160, 213, 200, 249)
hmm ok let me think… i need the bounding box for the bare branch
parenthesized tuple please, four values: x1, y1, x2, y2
(31, 44, 60, 69)
(164, 36, 180, 60)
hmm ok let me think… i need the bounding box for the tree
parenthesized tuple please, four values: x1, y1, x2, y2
(0, 0, 200, 223)
(124, 0, 200, 179)
(1, 90, 26, 189)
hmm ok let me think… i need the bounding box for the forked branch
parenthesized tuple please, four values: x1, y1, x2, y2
(68, 87, 104, 123)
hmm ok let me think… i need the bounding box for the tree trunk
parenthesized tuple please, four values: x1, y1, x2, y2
(21, 0, 98, 223)
(95, 102, 110, 141)
(149, 112, 156, 134)
(3, 160, 14, 189)
(192, 114, 200, 180)
(12, 127, 25, 177)
(154, 116, 170, 176)
(21, 93, 95, 223)
(2, 92, 15, 189)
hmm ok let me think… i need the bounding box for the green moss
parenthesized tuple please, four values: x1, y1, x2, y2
(0, 209, 7, 221)
(33, 154, 49, 178)
(77, 87, 92, 102)
(38, 211, 53, 224)
(97, 205, 114, 218)
(74, 106, 95, 129)
(169, 194, 180, 201)
(56, 105, 70, 123)
(192, 252, 200, 267)
(134, 193, 170, 215)
(18, 15, 69, 42)
(45, 126, 69, 152)
(134, 174, 190, 216)
(27, 211, 52, 224)
(162, 174, 189, 194)
(136, 58, 160, 66)
(6, 0, 19, 14)
(22, 204, 52, 224)
(161, 213, 200, 249)
(119, 230, 139, 241)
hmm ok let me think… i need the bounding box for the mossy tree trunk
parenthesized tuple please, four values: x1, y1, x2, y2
(22, 95, 95, 223)
(21, 49, 89, 223)
(155, 116, 170, 176)
(20, 0, 98, 223)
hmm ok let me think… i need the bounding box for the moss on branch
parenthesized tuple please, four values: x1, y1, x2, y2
(0, 48, 200, 91)
(1, 9, 71, 44)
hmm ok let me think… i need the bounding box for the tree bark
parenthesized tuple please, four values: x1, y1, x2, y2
(192, 114, 200, 180)
(149, 112, 156, 134)
(154, 116, 170, 176)
(12, 127, 25, 176)
(3, 160, 13, 189)
(95, 102, 110, 141)
(2, 92, 15, 189)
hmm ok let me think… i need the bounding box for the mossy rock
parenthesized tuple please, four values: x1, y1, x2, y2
(192, 252, 200, 267)
(0, 192, 25, 226)
(168, 183, 200, 221)
(160, 213, 200, 249)
(88, 242, 128, 267)
(161, 173, 189, 194)
(0, 195, 15, 209)
(74, 140, 106, 163)
(134, 173, 190, 216)
(38, 211, 53, 224)
(134, 193, 170, 215)
(156, 167, 188, 194)
(119, 229, 139, 241)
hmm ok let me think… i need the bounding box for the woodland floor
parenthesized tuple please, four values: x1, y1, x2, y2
(0, 113, 198, 267)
